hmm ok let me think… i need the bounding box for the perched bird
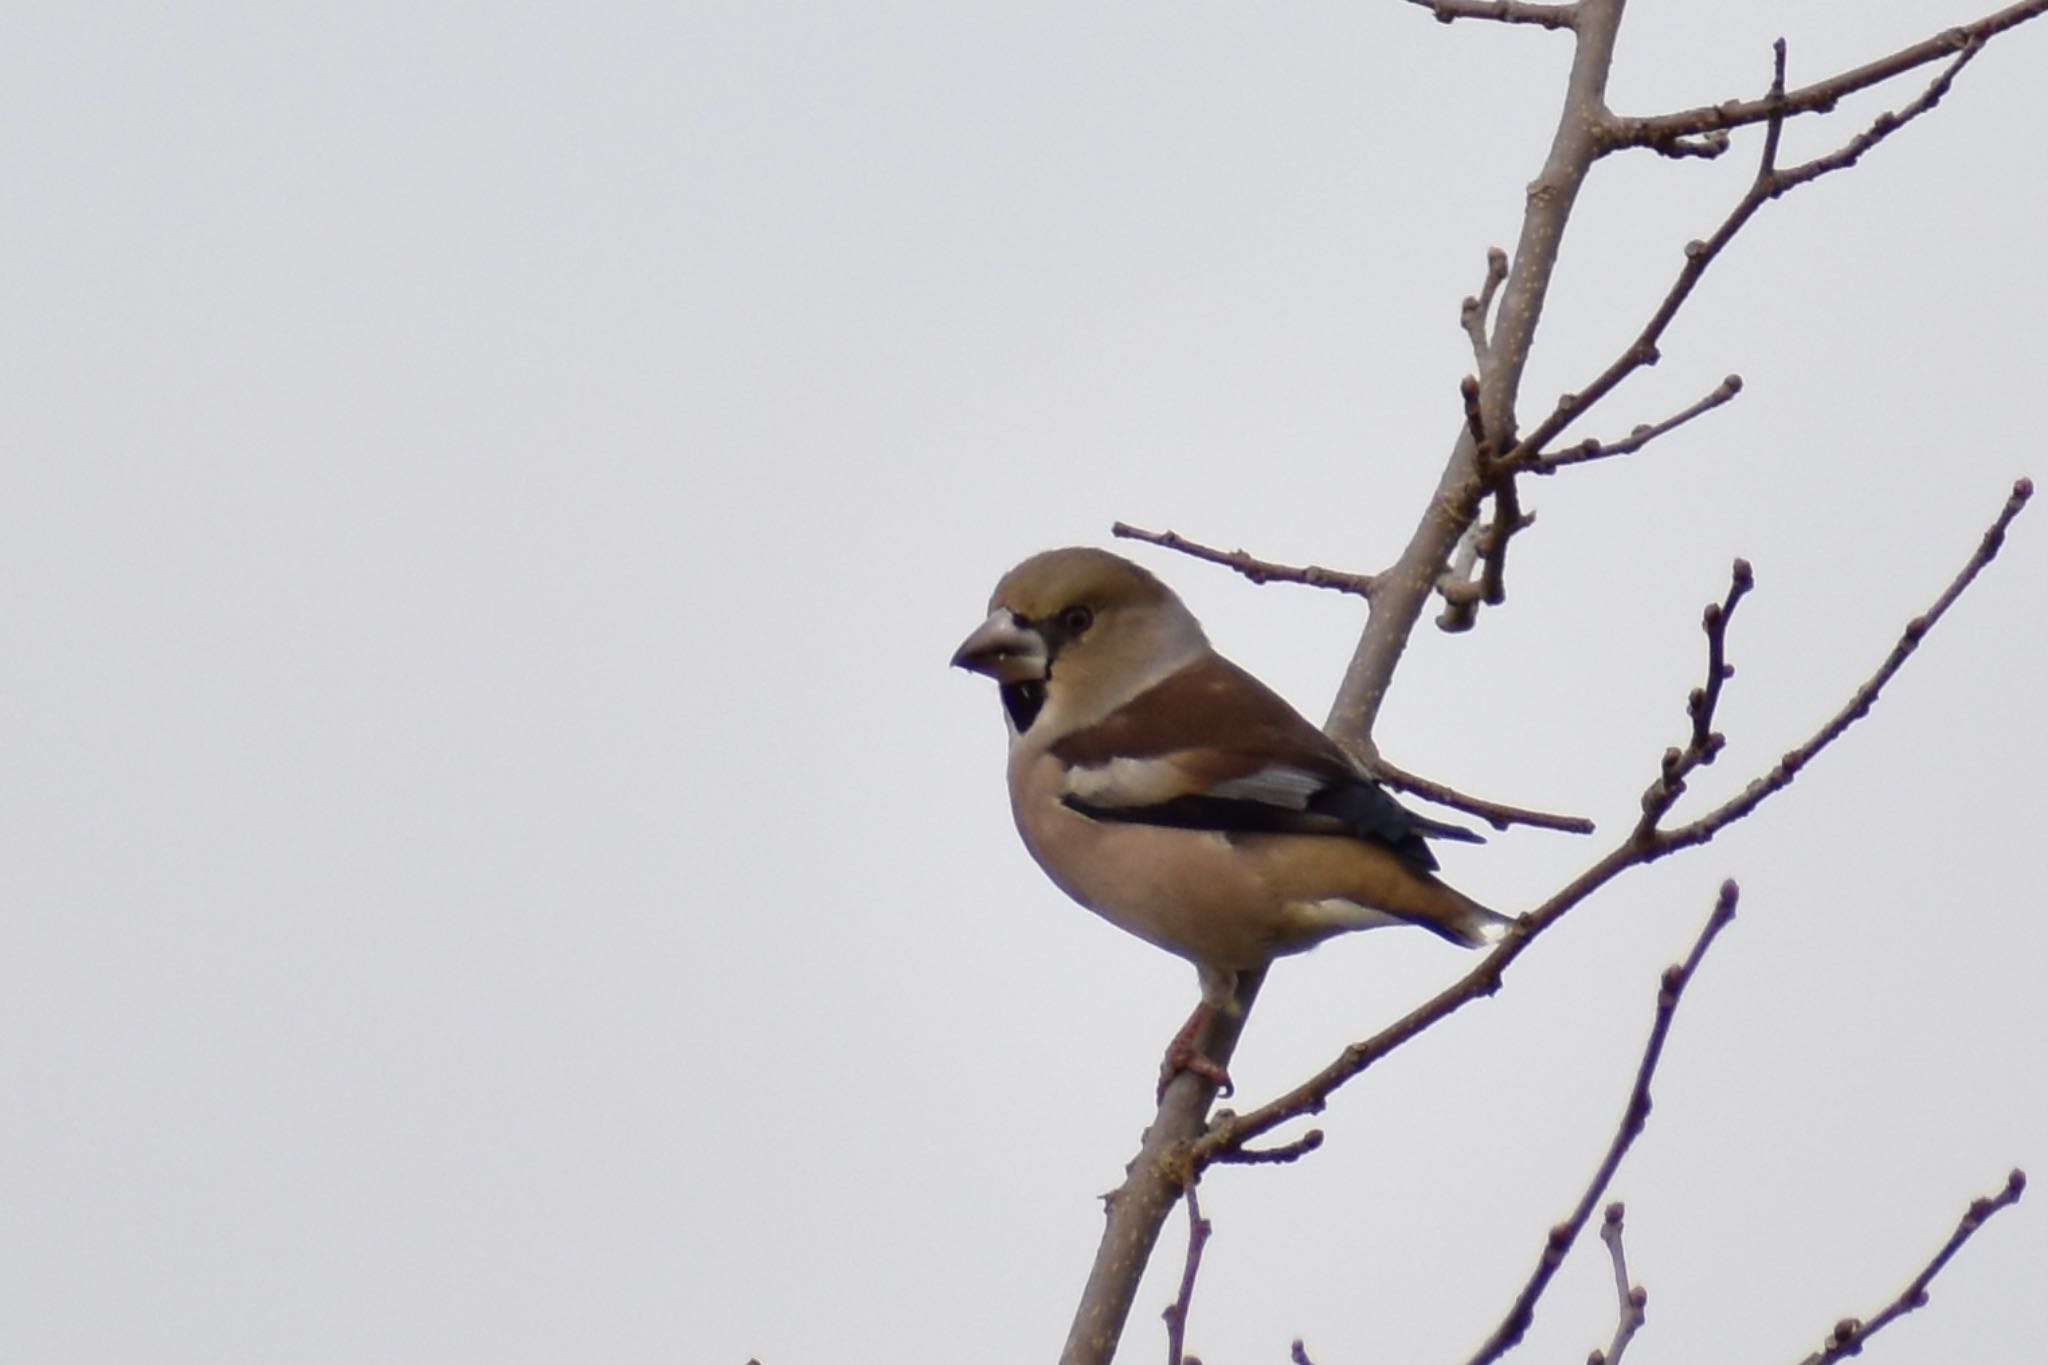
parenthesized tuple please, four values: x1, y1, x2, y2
(951, 546, 1507, 1093)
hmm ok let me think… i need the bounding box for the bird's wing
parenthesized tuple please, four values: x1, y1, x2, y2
(1048, 654, 1478, 871)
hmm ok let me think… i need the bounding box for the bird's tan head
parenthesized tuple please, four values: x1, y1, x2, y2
(951, 547, 1209, 732)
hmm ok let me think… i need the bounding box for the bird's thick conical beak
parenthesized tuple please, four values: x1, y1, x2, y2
(950, 610, 1048, 683)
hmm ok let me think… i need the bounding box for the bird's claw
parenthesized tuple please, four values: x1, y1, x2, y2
(1157, 1034, 1234, 1101)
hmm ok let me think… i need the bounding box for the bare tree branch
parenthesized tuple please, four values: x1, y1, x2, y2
(1056, 1, 2042, 1352)
(1192, 480, 2027, 1165)
(1793, 1170, 2028, 1365)
(1447, 18, 2028, 619)
(1461, 372, 1491, 450)
(1510, 36, 1984, 468)
(1209, 1129, 1326, 1168)
(1463, 247, 1510, 364)
(1111, 522, 1377, 598)
(1061, 970, 1262, 1365)
(1325, 0, 1627, 734)
(1464, 881, 1737, 1365)
(1589, 1203, 1648, 1365)
(1162, 1184, 1212, 1365)
(1635, 558, 1753, 838)
(1758, 40, 1790, 178)
(1437, 374, 1534, 630)
(1654, 477, 2030, 855)
(1613, 1, 2048, 149)
(1473, 474, 1523, 616)
(1529, 374, 1743, 473)
(1372, 753, 1595, 834)
(1408, 0, 1578, 29)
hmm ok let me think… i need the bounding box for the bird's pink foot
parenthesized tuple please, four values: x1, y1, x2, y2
(1157, 1003, 1233, 1100)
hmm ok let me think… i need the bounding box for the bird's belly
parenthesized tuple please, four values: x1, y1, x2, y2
(1014, 800, 1295, 971)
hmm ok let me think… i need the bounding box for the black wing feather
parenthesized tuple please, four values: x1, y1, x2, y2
(1064, 770, 1478, 874)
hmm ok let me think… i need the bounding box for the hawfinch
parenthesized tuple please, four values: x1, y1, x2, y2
(951, 547, 1506, 1092)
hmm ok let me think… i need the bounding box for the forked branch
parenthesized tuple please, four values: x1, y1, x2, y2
(1511, 34, 1986, 464)
(1463, 247, 1511, 364)
(1464, 882, 1737, 1365)
(1058, 2, 2045, 1356)
(1193, 480, 2028, 1165)
(1613, 0, 2048, 149)
(1451, 11, 2029, 625)
(1590, 1204, 1648, 1365)
(1655, 477, 2030, 855)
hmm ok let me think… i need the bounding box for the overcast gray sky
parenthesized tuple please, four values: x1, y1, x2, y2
(4, 3, 2044, 1362)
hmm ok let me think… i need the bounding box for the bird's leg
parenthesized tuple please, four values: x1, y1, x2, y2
(1157, 1000, 1233, 1099)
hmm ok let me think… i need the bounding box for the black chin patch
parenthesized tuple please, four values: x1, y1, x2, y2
(1000, 680, 1046, 732)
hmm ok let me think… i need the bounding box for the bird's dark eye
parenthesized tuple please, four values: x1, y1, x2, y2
(1059, 604, 1094, 636)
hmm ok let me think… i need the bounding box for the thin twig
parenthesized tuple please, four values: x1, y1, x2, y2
(1324, 0, 1632, 745)
(1410, 0, 1579, 28)
(1436, 523, 1485, 623)
(1423, 4, 2037, 639)
(1759, 40, 1790, 178)
(1439, 368, 1530, 629)
(1512, 36, 1985, 464)
(1462, 373, 1492, 451)
(1613, 1, 2048, 148)
(1767, 41, 1983, 192)
(1793, 1169, 2028, 1365)
(1111, 523, 1377, 598)
(1530, 374, 1743, 473)
(1193, 481, 2028, 1165)
(1464, 882, 1737, 1365)
(1635, 558, 1754, 838)
(1589, 1203, 1648, 1365)
(1063, 5, 2044, 1356)
(1655, 477, 2030, 854)
(1162, 1184, 1212, 1365)
(1438, 497, 1530, 631)
(1476, 481, 1521, 611)
(1462, 247, 1511, 364)
(1209, 1128, 1326, 1167)
(1373, 754, 1595, 834)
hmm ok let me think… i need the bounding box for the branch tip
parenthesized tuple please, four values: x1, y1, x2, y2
(1373, 754, 1595, 834)
(1409, 0, 1578, 29)
(1529, 373, 1745, 472)
(1161, 1184, 1211, 1365)
(1656, 478, 2030, 854)
(1619, 1, 2045, 148)
(1465, 889, 1733, 1365)
(1796, 1167, 2028, 1364)
(1213, 1128, 1325, 1167)
(1112, 523, 1377, 598)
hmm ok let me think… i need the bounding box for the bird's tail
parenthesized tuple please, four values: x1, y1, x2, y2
(1420, 882, 1512, 950)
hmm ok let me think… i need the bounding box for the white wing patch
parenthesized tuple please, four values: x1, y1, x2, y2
(1063, 756, 1334, 812)
(1205, 764, 1325, 810)
(1061, 755, 1197, 807)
